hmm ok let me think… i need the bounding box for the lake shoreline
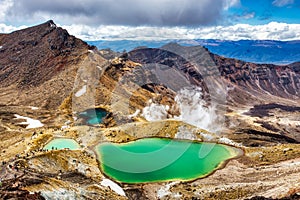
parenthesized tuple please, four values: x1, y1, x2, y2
(94, 137, 243, 185)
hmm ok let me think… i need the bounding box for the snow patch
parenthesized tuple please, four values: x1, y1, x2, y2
(75, 85, 87, 97)
(41, 189, 77, 200)
(61, 121, 71, 130)
(142, 102, 169, 121)
(101, 179, 126, 196)
(14, 114, 44, 129)
(49, 22, 56, 28)
(157, 185, 171, 198)
(30, 106, 39, 110)
(88, 50, 94, 54)
(173, 193, 183, 199)
(128, 109, 140, 118)
(157, 182, 178, 198)
(0, 46, 2, 49)
(96, 65, 102, 70)
(61, 125, 70, 130)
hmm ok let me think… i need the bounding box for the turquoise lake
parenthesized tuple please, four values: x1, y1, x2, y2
(44, 138, 81, 150)
(95, 138, 241, 184)
(78, 108, 107, 125)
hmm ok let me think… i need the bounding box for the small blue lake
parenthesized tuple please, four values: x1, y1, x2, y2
(43, 138, 81, 150)
(78, 108, 108, 125)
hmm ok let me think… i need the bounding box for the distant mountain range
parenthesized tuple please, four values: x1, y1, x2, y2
(87, 39, 300, 65)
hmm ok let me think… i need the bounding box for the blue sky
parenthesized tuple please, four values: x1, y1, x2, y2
(0, 0, 299, 40)
(227, 0, 300, 25)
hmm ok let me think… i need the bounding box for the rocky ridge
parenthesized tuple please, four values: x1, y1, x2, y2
(0, 20, 92, 108)
(0, 21, 299, 200)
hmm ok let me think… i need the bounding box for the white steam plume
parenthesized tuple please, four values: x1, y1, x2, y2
(142, 101, 169, 121)
(174, 87, 222, 133)
(141, 87, 223, 134)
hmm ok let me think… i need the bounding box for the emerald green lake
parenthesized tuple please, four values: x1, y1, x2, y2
(95, 138, 240, 184)
(44, 138, 81, 150)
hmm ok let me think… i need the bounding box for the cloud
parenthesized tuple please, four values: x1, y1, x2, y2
(242, 12, 255, 19)
(0, 23, 26, 33)
(223, 0, 240, 10)
(61, 22, 300, 41)
(230, 11, 255, 22)
(0, 0, 13, 22)
(1, 21, 299, 41)
(192, 22, 300, 41)
(272, 0, 294, 7)
(5, 0, 239, 26)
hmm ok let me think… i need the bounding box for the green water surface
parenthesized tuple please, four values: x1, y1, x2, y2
(95, 138, 240, 184)
(44, 138, 81, 150)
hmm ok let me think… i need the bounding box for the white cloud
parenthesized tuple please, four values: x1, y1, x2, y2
(272, 0, 294, 7)
(243, 12, 255, 19)
(0, 21, 299, 41)
(0, 0, 13, 22)
(0, 23, 20, 33)
(224, 0, 240, 10)
(0, 23, 28, 33)
(62, 22, 300, 41)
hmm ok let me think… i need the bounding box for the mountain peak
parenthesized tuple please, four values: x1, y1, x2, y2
(45, 19, 57, 28)
(0, 20, 89, 88)
(9, 20, 57, 35)
(47, 19, 55, 24)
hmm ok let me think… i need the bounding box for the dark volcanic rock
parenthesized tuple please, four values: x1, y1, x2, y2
(212, 54, 300, 99)
(128, 47, 208, 93)
(0, 20, 95, 108)
(246, 193, 300, 200)
(0, 20, 89, 88)
(246, 103, 300, 118)
(128, 44, 300, 107)
(127, 45, 221, 104)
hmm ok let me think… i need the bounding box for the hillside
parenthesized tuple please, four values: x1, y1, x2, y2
(0, 21, 299, 200)
(0, 20, 93, 108)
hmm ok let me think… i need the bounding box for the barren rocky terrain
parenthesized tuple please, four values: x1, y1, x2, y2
(0, 21, 299, 200)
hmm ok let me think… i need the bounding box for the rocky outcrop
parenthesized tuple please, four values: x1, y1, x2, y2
(212, 54, 300, 100)
(128, 46, 209, 99)
(1, 20, 299, 111)
(0, 20, 89, 87)
(126, 44, 300, 106)
(0, 20, 93, 108)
